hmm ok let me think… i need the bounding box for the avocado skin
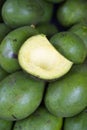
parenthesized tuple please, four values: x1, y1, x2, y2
(38, 0, 53, 23)
(0, 23, 11, 43)
(57, 0, 87, 27)
(2, 0, 44, 28)
(0, 71, 45, 121)
(69, 23, 87, 51)
(0, 26, 38, 73)
(64, 110, 87, 130)
(0, 66, 9, 81)
(0, 119, 13, 130)
(50, 32, 87, 63)
(45, 64, 87, 117)
(13, 106, 63, 130)
(37, 23, 58, 38)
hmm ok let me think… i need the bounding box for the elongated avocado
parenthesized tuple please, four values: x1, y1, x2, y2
(0, 26, 38, 73)
(2, 0, 44, 28)
(0, 71, 45, 120)
(50, 32, 87, 63)
(45, 64, 87, 117)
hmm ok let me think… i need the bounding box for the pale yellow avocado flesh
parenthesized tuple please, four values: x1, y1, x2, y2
(18, 34, 73, 80)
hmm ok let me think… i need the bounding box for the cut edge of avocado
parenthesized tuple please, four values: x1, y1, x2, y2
(18, 34, 73, 80)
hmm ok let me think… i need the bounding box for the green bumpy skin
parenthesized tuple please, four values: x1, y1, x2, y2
(0, 71, 45, 121)
(50, 32, 87, 63)
(13, 106, 63, 130)
(64, 110, 87, 130)
(2, 0, 44, 28)
(0, 26, 38, 73)
(0, 119, 13, 130)
(45, 63, 87, 117)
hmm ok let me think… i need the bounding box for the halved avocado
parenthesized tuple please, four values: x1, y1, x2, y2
(18, 34, 73, 80)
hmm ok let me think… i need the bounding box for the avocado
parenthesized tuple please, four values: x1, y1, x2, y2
(50, 32, 87, 63)
(13, 106, 63, 130)
(0, 119, 13, 130)
(18, 34, 73, 81)
(0, 65, 9, 81)
(0, 71, 45, 120)
(0, 23, 11, 43)
(45, 64, 87, 117)
(69, 23, 87, 51)
(57, 0, 87, 27)
(2, 0, 44, 28)
(64, 110, 87, 130)
(0, 26, 38, 73)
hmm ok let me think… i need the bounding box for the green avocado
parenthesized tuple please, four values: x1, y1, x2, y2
(2, 0, 44, 28)
(50, 32, 87, 63)
(64, 110, 87, 130)
(0, 65, 9, 81)
(69, 23, 87, 51)
(0, 26, 38, 73)
(0, 23, 11, 43)
(57, 0, 87, 27)
(0, 71, 45, 121)
(13, 106, 63, 130)
(45, 64, 87, 117)
(0, 119, 13, 130)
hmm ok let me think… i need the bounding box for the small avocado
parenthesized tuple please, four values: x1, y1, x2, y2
(45, 63, 87, 117)
(13, 106, 63, 130)
(0, 119, 13, 130)
(0, 71, 45, 120)
(18, 34, 73, 80)
(0, 26, 38, 73)
(50, 32, 87, 63)
(57, 0, 87, 27)
(64, 110, 87, 130)
(2, 0, 44, 28)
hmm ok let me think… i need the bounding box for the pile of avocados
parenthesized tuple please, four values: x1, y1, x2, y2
(0, 0, 87, 130)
